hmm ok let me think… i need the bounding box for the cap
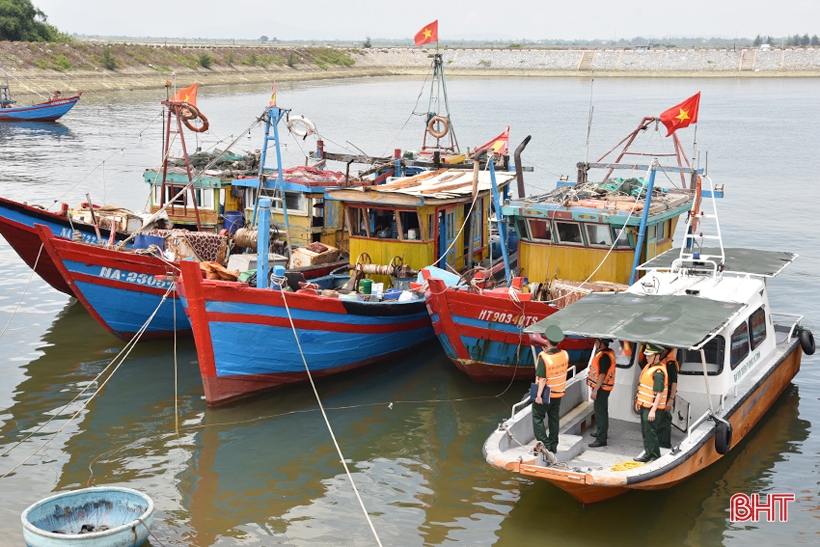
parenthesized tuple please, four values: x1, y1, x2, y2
(643, 344, 664, 355)
(598, 338, 613, 345)
(545, 324, 564, 344)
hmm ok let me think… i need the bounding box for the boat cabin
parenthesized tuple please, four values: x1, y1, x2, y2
(325, 168, 515, 277)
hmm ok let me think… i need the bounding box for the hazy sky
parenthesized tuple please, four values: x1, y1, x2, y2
(36, 0, 820, 41)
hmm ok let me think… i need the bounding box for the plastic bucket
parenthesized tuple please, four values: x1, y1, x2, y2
(359, 278, 372, 294)
(134, 234, 165, 250)
(223, 210, 244, 234)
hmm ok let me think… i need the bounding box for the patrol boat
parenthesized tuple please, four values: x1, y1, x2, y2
(482, 175, 815, 504)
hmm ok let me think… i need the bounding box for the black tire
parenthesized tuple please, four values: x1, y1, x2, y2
(799, 329, 815, 355)
(715, 420, 732, 455)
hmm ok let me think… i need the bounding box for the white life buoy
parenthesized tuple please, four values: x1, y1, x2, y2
(287, 115, 316, 138)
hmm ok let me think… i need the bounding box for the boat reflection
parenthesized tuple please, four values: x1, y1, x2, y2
(0, 120, 74, 140)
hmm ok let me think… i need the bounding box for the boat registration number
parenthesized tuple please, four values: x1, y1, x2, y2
(59, 227, 99, 244)
(476, 309, 541, 326)
(99, 267, 173, 290)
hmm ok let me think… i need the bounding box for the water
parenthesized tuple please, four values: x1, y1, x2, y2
(1, 77, 819, 546)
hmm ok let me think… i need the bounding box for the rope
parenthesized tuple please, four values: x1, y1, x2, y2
(137, 517, 168, 547)
(611, 460, 645, 471)
(0, 286, 173, 478)
(0, 243, 43, 342)
(272, 276, 384, 547)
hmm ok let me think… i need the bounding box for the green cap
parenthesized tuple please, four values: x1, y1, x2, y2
(545, 324, 564, 344)
(643, 344, 664, 355)
(598, 338, 613, 345)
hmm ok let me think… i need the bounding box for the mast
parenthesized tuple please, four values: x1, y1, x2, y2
(421, 54, 459, 154)
(159, 101, 202, 231)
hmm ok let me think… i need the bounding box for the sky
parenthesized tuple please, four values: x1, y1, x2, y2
(36, 0, 820, 41)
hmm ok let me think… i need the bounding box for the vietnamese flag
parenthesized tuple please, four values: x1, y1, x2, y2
(659, 92, 700, 136)
(171, 83, 198, 106)
(414, 20, 438, 46)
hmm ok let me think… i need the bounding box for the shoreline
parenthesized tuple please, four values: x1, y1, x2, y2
(7, 66, 820, 99)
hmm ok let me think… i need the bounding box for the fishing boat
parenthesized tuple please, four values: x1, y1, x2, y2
(21, 486, 154, 547)
(482, 177, 815, 503)
(0, 85, 81, 122)
(425, 117, 707, 382)
(177, 162, 517, 405)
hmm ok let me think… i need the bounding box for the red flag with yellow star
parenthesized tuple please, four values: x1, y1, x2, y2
(414, 20, 438, 46)
(171, 83, 198, 106)
(659, 92, 700, 136)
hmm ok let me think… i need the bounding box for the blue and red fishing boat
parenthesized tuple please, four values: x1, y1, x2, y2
(0, 86, 81, 122)
(425, 115, 711, 382)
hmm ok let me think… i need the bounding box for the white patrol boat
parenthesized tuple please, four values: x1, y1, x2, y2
(482, 175, 815, 504)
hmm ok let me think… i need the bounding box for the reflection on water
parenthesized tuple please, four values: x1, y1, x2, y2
(1, 78, 819, 546)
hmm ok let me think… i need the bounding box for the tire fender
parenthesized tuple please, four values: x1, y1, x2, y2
(799, 328, 815, 355)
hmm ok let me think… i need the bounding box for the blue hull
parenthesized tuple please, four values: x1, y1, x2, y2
(0, 95, 80, 122)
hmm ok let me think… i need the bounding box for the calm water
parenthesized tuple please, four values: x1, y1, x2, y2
(1, 77, 819, 546)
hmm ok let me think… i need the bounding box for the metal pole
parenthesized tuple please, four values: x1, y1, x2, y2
(489, 161, 511, 285)
(256, 197, 271, 289)
(628, 159, 658, 284)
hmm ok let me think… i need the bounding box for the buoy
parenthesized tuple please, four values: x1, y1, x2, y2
(714, 420, 732, 455)
(287, 115, 316, 138)
(180, 102, 209, 133)
(427, 115, 449, 139)
(799, 328, 815, 355)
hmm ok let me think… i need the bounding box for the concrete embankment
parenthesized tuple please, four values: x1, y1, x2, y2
(2, 43, 819, 98)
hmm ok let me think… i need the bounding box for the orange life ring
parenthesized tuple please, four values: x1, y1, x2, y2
(180, 102, 209, 133)
(427, 115, 449, 139)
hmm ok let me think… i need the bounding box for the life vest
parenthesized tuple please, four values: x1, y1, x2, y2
(661, 353, 679, 396)
(586, 349, 616, 391)
(538, 350, 569, 399)
(636, 364, 668, 410)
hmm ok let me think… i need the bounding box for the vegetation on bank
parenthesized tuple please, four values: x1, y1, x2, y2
(0, 0, 69, 42)
(0, 41, 359, 72)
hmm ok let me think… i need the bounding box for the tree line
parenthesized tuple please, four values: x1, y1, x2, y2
(0, 0, 67, 42)
(754, 34, 820, 47)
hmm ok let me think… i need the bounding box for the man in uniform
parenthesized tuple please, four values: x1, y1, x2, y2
(634, 344, 668, 462)
(531, 325, 569, 457)
(587, 338, 616, 447)
(658, 348, 679, 449)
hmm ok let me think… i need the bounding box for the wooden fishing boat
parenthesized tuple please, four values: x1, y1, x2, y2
(425, 117, 710, 382)
(483, 179, 815, 503)
(21, 486, 154, 547)
(0, 86, 81, 122)
(177, 165, 517, 405)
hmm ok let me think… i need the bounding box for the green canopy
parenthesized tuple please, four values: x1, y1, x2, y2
(525, 292, 745, 350)
(638, 247, 796, 278)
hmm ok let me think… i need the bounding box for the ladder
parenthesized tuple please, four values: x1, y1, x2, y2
(674, 175, 725, 277)
(251, 107, 291, 254)
(159, 102, 202, 230)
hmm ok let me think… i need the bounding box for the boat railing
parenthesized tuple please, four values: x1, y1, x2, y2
(771, 312, 804, 341)
(686, 408, 714, 441)
(670, 257, 719, 279)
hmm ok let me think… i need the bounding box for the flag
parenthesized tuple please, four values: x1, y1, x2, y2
(414, 20, 438, 46)
(659, 92, 700, 136)
(171, 83, 198, 106)
(472, 127, 510, 157)
(268, 81, 277, 107)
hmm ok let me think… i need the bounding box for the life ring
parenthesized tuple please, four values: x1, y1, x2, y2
(714, 420, 732, 455)
(287, 115, 316, 138)
(427, 115, 449, 139)
(180, 102, 209, 133)
(799, 328, 815, 355)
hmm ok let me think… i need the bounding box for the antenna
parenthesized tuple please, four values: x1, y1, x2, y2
(584, 78, 595, 165)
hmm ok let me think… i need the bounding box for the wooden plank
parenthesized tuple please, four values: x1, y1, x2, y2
(377, 168, 449, 190)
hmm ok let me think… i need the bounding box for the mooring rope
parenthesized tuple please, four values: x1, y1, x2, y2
(0, 286, 173, 478)
(0, 243, 43, 342)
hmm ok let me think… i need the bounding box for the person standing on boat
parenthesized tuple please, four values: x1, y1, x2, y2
(587, 338, 616, 447)
(634, 344, 668, 462)
(658, 348, 679, 449)
(532, 325, 569, 456)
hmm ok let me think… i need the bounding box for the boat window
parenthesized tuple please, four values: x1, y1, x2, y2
(679, 336, 725, 376)
(399, 211, 421, 241)
(730, 322, 751, 370)
(749, 307, 767, 350)
(612, 226, 631, 248)
(555, 221, 584, 245)
(347, 207, 370, 237)
(470, 199, 483, 251)
(428, 213, 434, 241)
(586, 224, 612, 247)
(528, 219, 552, 241)
(615, 341, 637, 369)
(372, 208, 398, 239)
(514, 218, 530, 240)
(270, 192, 306, 214)
(648, 225, 657, 241)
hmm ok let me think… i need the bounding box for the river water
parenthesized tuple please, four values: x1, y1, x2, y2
(0, 76, 818, 546)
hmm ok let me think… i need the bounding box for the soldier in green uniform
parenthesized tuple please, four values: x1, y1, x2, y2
(658, 348, 679, 449)
(634, 344, 668, 462)
(531, 325, 569, 456)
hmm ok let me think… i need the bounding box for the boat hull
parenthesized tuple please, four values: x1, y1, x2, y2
(495, 340, 804, 504)
(424, 277, 594, 382)
(0, 197, 127, 296)
(36, 226, 189, 340)
(178, 260, 435, 405)
(0, 94, 81, 122)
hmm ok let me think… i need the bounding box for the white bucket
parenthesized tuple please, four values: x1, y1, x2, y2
(407, 229, 417, 240)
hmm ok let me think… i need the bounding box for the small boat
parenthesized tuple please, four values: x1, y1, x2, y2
(21, 486, 154, 547)
(483, 177, 815, 503)
(426, 116, 709, 383)
(0, 85, 81, 122)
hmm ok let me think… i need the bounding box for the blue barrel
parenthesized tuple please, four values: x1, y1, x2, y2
(507, 227, 519, 252)
(223, 210, 244, 234)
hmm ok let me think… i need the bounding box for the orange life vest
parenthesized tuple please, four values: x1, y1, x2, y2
(636, 364, 668, 410)
(586, 349, 616, 391)
(538, 350, 569, 399)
